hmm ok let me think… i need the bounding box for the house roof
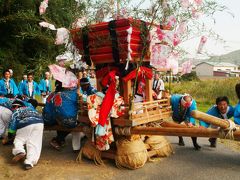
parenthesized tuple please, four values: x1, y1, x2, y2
(196, 61, 238, 67)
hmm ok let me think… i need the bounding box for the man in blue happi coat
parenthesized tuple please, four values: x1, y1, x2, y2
(0, 70, 19, 97)
(234, 83, 240, 126)
(0, 96, 35, 140)
(8, 99, 43, 170)
(18, 74, 27, 91)
(171, 94, 201, 150)
(19, 73, 40, 99)
(39, 72, 52, 103)
(200, 96, 234, 147)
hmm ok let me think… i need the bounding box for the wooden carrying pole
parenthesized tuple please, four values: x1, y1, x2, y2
(115, 127, 240, 141)
(191, 110, 229, 129)
(44, 125, 91, 134)
(160, 121, 187, 128)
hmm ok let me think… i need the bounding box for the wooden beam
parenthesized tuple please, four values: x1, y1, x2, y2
(123, 80, 132, 104)
(44, 125, 91, 134)
(145, 79, 153, 102)
(115, 126, 240, 141)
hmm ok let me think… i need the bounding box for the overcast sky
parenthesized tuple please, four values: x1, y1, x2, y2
(180, 0, 240, 58)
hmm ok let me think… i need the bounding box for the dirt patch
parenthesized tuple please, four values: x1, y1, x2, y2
(0, 131, 119, 179)
(220, 139, 240, 152)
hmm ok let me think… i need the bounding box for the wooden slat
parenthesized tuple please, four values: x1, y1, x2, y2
(134, 98, 169, 106)
(113, 110, 172, 127)
(132, 110, 171, 120)
(132, 113, 172, 126)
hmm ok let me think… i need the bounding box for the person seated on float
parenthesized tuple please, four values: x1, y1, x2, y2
(79, 77, 98, 101)
(200, 96, 234, 148)
(152, 73, 165, 99)
(171, 94, 201, 150)
(234, 83, 240, 126)
(0, 69, 19, 97)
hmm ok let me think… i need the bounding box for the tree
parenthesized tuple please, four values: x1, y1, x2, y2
(0, 0, 85, 81)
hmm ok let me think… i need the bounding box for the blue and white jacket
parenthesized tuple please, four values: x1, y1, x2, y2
(39, 79, 52, 94)
(18, 80, 27, 91)
(43, 88, 78, 128)
(171, 94, 197, 125)
(0, 97, 34, 111)
(234, 102, 240, 125)
(0, 78, 19, 96)
(8, 107, 43, 133)
(0, 96, 10, 104)
(200, 105, 235, 127)
(19, 81, 40, 98)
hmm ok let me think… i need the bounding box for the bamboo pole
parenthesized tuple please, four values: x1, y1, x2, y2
(115, 127, 240, 141)
(191, 110, 229, 129)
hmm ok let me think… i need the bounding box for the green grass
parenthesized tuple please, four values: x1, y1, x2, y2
(169, 78, 239, 105)
(197, 103, 211, 112)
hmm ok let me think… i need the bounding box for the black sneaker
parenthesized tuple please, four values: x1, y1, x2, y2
(178, 140, 185, 146)
(24, 164, 33, 170)
(209, 138, 217, 148)
(73, 149, 80, 153)
(193, 143, 201, 150)
(210, 142, 216, 148)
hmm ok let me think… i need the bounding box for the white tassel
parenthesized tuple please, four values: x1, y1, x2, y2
(125, 27, 133, 70)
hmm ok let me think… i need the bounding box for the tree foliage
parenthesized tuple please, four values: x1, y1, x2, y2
(0, 0, 85, 81)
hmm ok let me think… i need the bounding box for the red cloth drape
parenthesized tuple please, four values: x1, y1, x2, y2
(98, 70, 117, 127)
(122, 66, 153, 82)
(96, 67, 119, 79)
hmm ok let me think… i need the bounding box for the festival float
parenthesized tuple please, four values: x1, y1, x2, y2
(42, 1, 240, 170)
(44, 18, 236, 169)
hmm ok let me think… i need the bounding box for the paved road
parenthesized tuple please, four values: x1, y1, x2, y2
(1, 133, 240, 180)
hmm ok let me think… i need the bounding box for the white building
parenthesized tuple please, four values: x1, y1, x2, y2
(195, 62, 239, 77)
